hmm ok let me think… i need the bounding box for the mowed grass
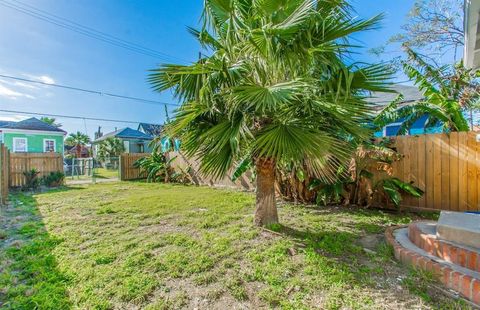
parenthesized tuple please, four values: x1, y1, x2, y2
(0, 183, 469, 309)
(94, 168, 119, 179)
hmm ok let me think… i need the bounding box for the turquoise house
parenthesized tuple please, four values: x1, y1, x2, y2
(0, 118, 66, 154)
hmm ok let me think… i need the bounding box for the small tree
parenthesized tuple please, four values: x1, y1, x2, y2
(149, 0, 392, 226)
(65, 132, 90, 158)
(97, 137, 124, 161)
(389, 0, 463, 59)
(40, 117, 62, 128)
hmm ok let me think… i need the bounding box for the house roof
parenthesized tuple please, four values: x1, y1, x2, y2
(93, 127, 153, 143)
(138, 123, 163, 136)
(0, 117, 66, 133)
(367, 85, 424, 110)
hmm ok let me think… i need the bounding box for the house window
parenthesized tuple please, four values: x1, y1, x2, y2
(123, 141, 130, 153)
(138, 143, 144, 153)
(13, 138, 27, 153)
(44, 139, 56, 152)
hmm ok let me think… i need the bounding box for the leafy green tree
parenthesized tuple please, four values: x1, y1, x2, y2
(65, 132, 90, 158)
(149, 0, 391, 226)
(40, 117, 62, 128)
(97, 137, 124, 161)
(375, 47, 473, 133)
(389, 0, 463, 60)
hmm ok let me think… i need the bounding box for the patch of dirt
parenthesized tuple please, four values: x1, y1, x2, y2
(359, 233, 384, 250)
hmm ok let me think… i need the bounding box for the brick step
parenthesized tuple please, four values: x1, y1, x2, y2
(408, 222, 480, 273)
(386, 224, 480, 306)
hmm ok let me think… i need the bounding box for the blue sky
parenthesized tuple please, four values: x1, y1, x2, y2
(0, 0, 422, 137)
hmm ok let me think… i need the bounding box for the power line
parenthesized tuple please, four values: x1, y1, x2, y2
(0, 0, 190, 64)
(0, 74, 180, 107)
(0, 109, 145, 124)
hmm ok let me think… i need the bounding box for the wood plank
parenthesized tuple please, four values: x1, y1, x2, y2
(433, 134, 442, 210)
(417, 135, 426, 209)
(441, 134, 450, 211)
(400, 136, 414, 208)
(409, 136, 419, 208)
(467, 132, 478, 211)
(477, 132, 480, 212)
(449, 132, 459, 211)
(459, 132, 469, 211)
(425, 134, 435, 210)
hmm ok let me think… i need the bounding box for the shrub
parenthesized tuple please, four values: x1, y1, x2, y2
(22, 169, 40, 191)
(42, 171, 65, 187)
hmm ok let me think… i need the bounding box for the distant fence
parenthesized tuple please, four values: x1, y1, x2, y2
(118, 151, 254, 190)
(119, 153, 149, 181)
(9, 152, 63, 188)
(391, 131, 480, 212)
(0, 144, 9, 204)
(168, 152, 255, 190)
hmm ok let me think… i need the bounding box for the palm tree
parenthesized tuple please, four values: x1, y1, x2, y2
(375, 47, 472, 133)
(40, 117, 62, 128)
(97, 137, 124, 161)
(149, 0, 391, 226)
(65, 132, 90, 158)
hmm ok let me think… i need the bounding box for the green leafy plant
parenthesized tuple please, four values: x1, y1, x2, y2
(22, 169, 40, 191)
(375, 47, 475, 134)
(42, 171, 65, 187)
(134, 152, 176, 183)
(377, 177, 424, 207)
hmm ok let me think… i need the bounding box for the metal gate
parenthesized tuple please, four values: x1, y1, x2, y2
(65, 157, 120, 185)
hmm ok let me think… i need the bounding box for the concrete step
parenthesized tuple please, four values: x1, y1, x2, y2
(386, 224, 480, 306)
(408, 222, 480, 273)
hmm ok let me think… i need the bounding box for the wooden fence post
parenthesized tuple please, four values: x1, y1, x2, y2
(0, 144, 9, 205)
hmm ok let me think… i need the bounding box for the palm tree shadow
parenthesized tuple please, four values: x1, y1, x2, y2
(0, 194, 72, 308)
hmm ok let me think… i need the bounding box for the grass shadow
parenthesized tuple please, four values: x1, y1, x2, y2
(0, 193, 72, 309)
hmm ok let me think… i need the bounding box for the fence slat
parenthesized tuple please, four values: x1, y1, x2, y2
(449, 132, 459, 212)
(441, 134, 450, 210)
(417, 135, 426, 209)
(0, 144, 9, 204)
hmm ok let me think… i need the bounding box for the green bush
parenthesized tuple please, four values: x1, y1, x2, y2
(22, 169, 40, 191)
(42, 171, 65, 187)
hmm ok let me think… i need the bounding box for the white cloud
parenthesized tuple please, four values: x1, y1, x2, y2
(14, 81, 39, 89)
(23, 74, 56, 85)
(0, 79, 39, 90)
(0, 84, 35, 100)
(0, 72, 56, 100)
(38, 75, 55, 85)
(0, 115, 27, 122)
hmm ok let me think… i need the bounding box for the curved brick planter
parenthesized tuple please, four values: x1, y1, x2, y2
(385, 225, 480, 306)
(408, 223, 480, 272)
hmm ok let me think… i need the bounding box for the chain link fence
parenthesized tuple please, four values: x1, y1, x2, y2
(64, 157, 120, 184)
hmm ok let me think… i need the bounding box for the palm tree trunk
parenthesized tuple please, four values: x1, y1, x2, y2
(76, 145, 81, 158)
(254, 158, 278, 226)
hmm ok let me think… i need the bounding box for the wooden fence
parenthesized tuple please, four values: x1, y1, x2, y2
(119, 152, 255, 189)
(0, 144, 9, 204)
(119, 153, 149, 181)
(9, 152, 63, 187)
(118, 132, 480, 212)
(391, 131, 480, 212)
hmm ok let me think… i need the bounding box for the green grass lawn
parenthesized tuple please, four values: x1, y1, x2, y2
(0, 183, 469, 309)
(94, 168, 119, 179)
